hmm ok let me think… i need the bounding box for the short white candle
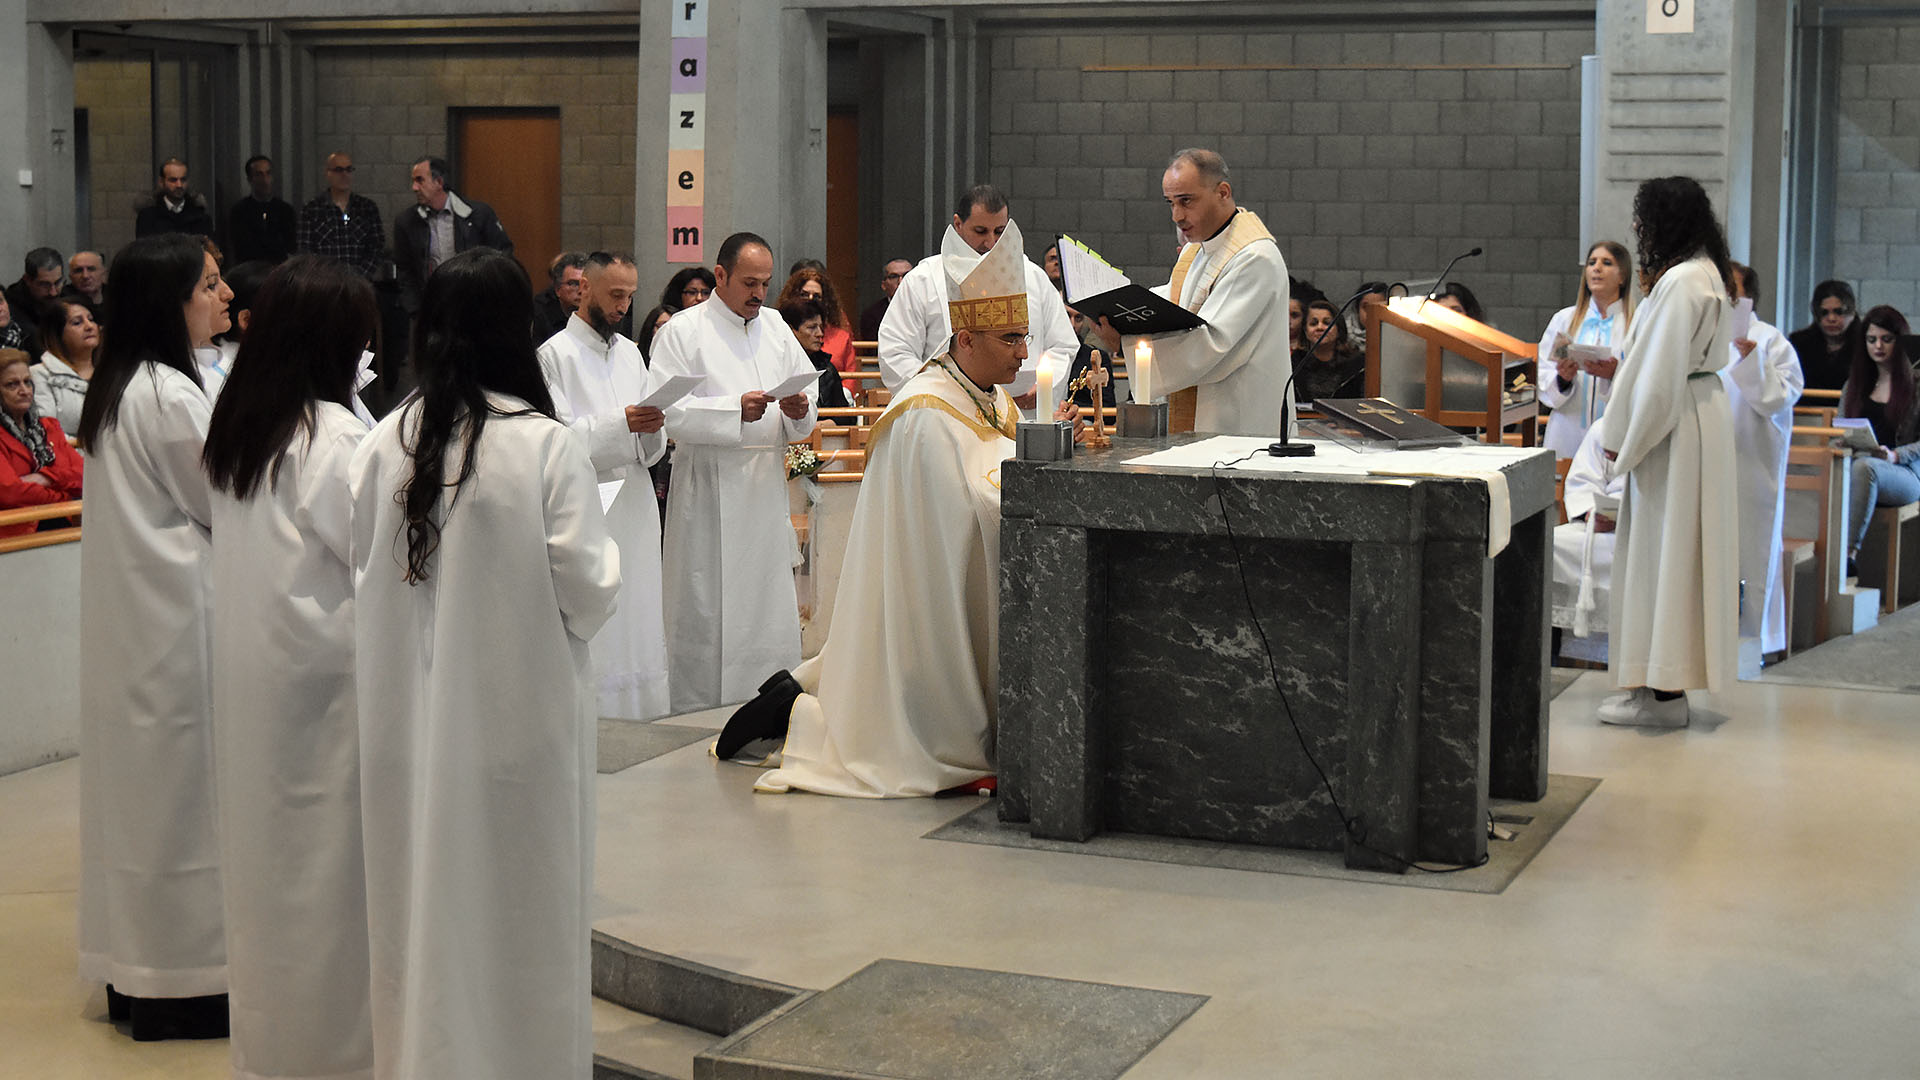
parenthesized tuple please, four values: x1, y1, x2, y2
(1133, 340, 1154, 403)
(1036, 365, 1056, 422)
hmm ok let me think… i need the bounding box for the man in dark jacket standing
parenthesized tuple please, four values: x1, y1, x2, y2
(227, 155, 296, 264)
(393, 155, 513, 313)
(135, 158, 216, 239)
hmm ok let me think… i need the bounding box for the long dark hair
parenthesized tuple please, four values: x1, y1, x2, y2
(76, 233, 207, 448)
(213, 259, 276, 345)
(203, 256, 377, 499)
(635, 304, 674, 364)
(398, 247, 556, 584)
(1841, 305, 1915, 427)
(1632, 176, 1735, 296)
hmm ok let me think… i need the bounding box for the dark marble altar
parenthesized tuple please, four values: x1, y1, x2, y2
(997, 435, 1557, 872)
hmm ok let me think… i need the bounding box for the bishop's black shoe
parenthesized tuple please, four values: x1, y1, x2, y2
(128, 993, 230, 1042)
(715, 670, 802, 760)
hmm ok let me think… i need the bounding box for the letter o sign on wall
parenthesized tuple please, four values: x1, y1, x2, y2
(1647, 0, 1693, 34)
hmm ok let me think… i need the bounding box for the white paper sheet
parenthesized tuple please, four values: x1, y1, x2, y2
(597, 478, 625, 515)
(765, 371, 819, 399)
(1126, 436, 1543, 556)
(1731, 297, 1754, 341)
(638, 373, 706, 410)
(1057, 233, 1131, 306)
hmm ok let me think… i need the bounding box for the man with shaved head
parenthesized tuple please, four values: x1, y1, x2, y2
(296, 151, 385, 280)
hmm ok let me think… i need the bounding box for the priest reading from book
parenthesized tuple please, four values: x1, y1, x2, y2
(876, 184, 1079, 409)
(713, 217, 1083, 797)
(1089, 148, 1293, 437)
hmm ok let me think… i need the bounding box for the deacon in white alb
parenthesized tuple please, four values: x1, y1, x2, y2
(877, 183, 1078, 403)
(1550, 423, 1625, 662)
(716, 217, 1083, 796)
(651, 231, 818, 712)
(539, 251, 671, 720)
(1597, 178, 1740, 728)
(1720, 261, 1804, 658)
(1092, 148, 1293, 437)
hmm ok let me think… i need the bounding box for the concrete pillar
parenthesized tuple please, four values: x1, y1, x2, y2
(1596, 0, 1792, 319)
(1, 1, 78, 256)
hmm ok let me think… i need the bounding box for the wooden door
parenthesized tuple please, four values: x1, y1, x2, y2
(826, 108, 860, 325)
(454, 109, 561, 292)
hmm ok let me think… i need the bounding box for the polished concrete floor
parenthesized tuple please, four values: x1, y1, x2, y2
(6, 671, 1919, 1078)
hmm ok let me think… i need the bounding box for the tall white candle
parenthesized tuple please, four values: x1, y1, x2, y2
(1036, 365, 1056, 423)
(1133, 340, 1154, 403)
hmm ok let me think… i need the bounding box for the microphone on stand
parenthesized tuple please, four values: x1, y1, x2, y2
(1267, 285, 1376, 458)
(1422, 246, 1484, 309)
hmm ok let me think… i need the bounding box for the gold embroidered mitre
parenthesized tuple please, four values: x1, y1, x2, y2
(946, 217, 1030, 333)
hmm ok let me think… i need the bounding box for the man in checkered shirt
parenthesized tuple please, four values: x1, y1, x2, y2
(295, 151, 385, 279)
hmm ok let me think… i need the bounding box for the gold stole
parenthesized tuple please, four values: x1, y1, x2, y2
(1161, 208, 1275, 433)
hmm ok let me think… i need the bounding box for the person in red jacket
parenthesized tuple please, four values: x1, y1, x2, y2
(0, 348, 83, 535)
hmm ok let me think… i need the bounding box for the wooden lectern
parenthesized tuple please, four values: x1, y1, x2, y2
(1364, 297, 1540, 446)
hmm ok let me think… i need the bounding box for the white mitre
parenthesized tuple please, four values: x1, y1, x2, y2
(946, 217, 1029, 333)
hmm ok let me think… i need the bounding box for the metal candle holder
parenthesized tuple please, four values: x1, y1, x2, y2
(1015, 419, 1075, 461)
(1116, 401, 1170, 439)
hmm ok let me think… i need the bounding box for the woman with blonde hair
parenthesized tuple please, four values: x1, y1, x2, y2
(1537, 240, 1634, 458)
(776, 265, 855, 374)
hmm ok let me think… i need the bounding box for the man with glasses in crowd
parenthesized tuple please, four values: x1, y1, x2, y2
(296, 151, 386, 281)
(858, 258, 912, 341)
(1789, 280, 1860, 400)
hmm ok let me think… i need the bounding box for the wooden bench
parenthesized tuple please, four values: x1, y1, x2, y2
(0, 500, 82, 555)
(1864, 501, 1920, 614)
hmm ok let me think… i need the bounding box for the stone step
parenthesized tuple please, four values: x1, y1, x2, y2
(591, 996, 712, 1080)
(591, 930, 806, 1038)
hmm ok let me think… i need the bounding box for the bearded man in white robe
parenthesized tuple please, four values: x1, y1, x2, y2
(876, 183, 1079, 407)
(538, 250, 671, 719)
(651, 232, 818, 712)
(1721, 261, 1804, 659)
(1091, 147, 1293, 438)
(714, 218, 1082, 796)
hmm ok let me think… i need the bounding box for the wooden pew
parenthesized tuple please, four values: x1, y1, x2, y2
(0, 500, 83, 555)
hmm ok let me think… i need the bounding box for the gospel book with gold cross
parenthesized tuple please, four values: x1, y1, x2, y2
(1055, 233, 1208, 335)
(1312, 397, 1466, 450)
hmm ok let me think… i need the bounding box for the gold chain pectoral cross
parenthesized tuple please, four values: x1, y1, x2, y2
(1354, 400, 1405, 425)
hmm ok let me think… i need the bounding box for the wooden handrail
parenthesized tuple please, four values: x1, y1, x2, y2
(0, 526, 80, 554)
(1799, 388, 1843, 401)
(0, 499, 82, 528)
(1793, 425, 1845, 439)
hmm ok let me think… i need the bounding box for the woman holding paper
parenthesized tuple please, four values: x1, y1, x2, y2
(1595, 178, 1738, 728)
(1537, 241, 1634, 459)
(1840, 305, 1920, 562)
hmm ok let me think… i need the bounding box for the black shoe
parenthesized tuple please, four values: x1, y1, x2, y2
(105, 984, 130, 1022)
(715, 670, 802, 760)
(128, 993, 229, 1041)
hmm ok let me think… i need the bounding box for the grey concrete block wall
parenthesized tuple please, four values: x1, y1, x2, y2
(1832, 23, 1920, 318)
(986, 23, 1593, 336)
(73, 57, 153, 263)
(309, 44, 637, 263)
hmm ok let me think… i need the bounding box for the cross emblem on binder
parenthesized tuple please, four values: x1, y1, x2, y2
(1113, 303, 1154, 323)
(1353, 400, 1405, 425)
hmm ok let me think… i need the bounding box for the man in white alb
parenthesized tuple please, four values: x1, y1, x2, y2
(1091, 148, 1293, 437)
(877, 184, 1078, 406)
(538, 250, 672, 719)
(651, 232, 819, 712)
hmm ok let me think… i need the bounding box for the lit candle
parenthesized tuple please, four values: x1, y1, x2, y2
(1036, 365, 1056, 423)
(1133, 339, 1154, 403)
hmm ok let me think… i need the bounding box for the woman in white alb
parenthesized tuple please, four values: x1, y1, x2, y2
(75, 232, 233, 1041)
(1537, 241, 1634, 459)
(203, 256, 379, 1080)
(1596, 177, 1739, 727)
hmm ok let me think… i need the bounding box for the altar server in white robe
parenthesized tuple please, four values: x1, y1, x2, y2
(203, 255, 377, 1080)
(1720, 261, 1803, 657)
(1551, 423, 1625, 661)
(1536, 241, 1633, 459)
(878, 184, 1077, 406)
(1597, 177, 1739, 727)
(651, 231, 818, 712)
(350, 248, 620, 1080)
(75, 234, 232, 1042)
(1092, 148, 1293, 438)
(539, 250, 671, 719)
(715, 218, 1084, 796)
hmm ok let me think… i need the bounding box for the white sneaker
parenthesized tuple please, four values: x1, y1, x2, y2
(1597, 688, 1689, 728)
(1600, 690, 1633, 709)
